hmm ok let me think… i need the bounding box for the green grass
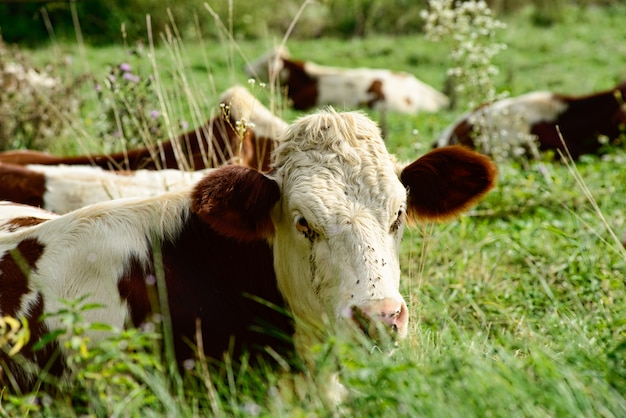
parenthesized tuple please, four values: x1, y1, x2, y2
(3, 2, 626, 416)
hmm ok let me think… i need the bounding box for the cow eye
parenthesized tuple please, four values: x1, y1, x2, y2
(295, 216, 318, 241)
(391, 209, 404, 233)
(295, 216, 310, 233)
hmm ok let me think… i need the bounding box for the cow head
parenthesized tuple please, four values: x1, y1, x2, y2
(193, 109, 496, 346)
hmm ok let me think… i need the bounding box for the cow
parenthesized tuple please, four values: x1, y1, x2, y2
(0, 85, 286, 172)
(0, 109, 496, 399)
(434, 81, 626, 160)
(0, 162, 210, 214)
(245, 47, 449, 135)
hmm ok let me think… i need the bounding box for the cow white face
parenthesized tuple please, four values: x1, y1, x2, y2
(270, 110, 410, 340)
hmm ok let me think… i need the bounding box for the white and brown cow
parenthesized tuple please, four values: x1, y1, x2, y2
(246, 47, 449, 116)
(434, 81, 626, 159)
(0, 109, 496, 395)
(0, 162, 211, 214)
(0, 85, 286, 172)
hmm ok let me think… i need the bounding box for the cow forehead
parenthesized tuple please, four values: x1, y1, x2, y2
(283, 164, 405, 228)
(273, 109, 390, 166)
(272, 109, 405, 225)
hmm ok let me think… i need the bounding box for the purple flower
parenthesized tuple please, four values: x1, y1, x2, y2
(180, 120, 189, 130)
(119, 63, 132, 72)
(122, 72, 140, 83)
(150, 110, 160, 119)
(94, 83, 102, 92)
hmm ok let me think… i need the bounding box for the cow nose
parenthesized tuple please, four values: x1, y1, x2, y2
(350, 298, 408, 342)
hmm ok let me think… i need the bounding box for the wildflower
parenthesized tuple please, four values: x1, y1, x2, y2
(149, 110, 160, 119)
(422, 0, 506, 107)
(122, 72, 140, 83)
(119, 63, 132, 72)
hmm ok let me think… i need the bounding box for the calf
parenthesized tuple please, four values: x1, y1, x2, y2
(246, 47, 449, 122)
(0, 85, 286, 172)
(434, 81, 626, 159)
(0, 109, 496, 396)
(0, 162, 210, 214)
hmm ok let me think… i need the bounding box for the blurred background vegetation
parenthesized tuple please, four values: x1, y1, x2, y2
(0, 0, 620, 46)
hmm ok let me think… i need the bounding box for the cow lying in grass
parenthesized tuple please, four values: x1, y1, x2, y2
(434, 81, 626, 160)
(0, 85, 286, 172)
(246, 47, 449, 134)
(0, 109, 496, 401)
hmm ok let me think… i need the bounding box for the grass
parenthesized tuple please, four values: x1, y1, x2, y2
(3, 1, 626, 416)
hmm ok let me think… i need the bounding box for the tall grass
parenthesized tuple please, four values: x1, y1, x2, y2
(1, 1, 626, 416)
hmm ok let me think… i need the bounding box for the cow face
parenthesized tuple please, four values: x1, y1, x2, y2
(269, 111, 410, 341)
(193, 109, 496, 345)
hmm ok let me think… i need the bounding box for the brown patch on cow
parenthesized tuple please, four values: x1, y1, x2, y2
(281, 59, 319, 111)
(0, 150, 64, 165)
(366, 79, 385, 108)
(401, 145, 497, 222)
(0, 113, 275, 172)
(2, 216, 49, 232)
(192, 165, 280, 241)
(532, 87, 626, 159)
(450, 119, 478, 148)
(118, 256, 152, 328)
(118, 213, 295, 369)
(0, 163, 46, 208)
(0, 238, 45, 316)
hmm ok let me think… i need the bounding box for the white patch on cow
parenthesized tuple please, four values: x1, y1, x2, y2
(27, 164, 209, 214)
(305, 62, 449, 113)
(269, 108, 408, 339)
(0, 191, 191, 341)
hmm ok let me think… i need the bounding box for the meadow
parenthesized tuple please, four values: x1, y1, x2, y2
(1, 1, 626, 416)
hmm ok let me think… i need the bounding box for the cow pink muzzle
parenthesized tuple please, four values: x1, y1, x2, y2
(347, 297, 408, 344)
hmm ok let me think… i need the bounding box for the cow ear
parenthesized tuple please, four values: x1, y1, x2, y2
(400, 145, 497, 222)
(192, 165, 280, 241)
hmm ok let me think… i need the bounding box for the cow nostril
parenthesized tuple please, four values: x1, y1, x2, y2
(380, 309, 401, 320)
(350, 301, 406, 346)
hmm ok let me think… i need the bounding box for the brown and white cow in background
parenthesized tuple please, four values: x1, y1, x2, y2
(245, 47, 449, 134)
(0, 109, 496, 400)
(434, 81, 626, 160)
(0, 85, 286, 172)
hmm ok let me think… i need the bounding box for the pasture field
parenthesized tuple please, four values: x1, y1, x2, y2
(2, 2, 626, 417)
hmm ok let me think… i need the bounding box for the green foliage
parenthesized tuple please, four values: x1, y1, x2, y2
(95, 60, 165, 153)
(0, 39, 85, 151)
